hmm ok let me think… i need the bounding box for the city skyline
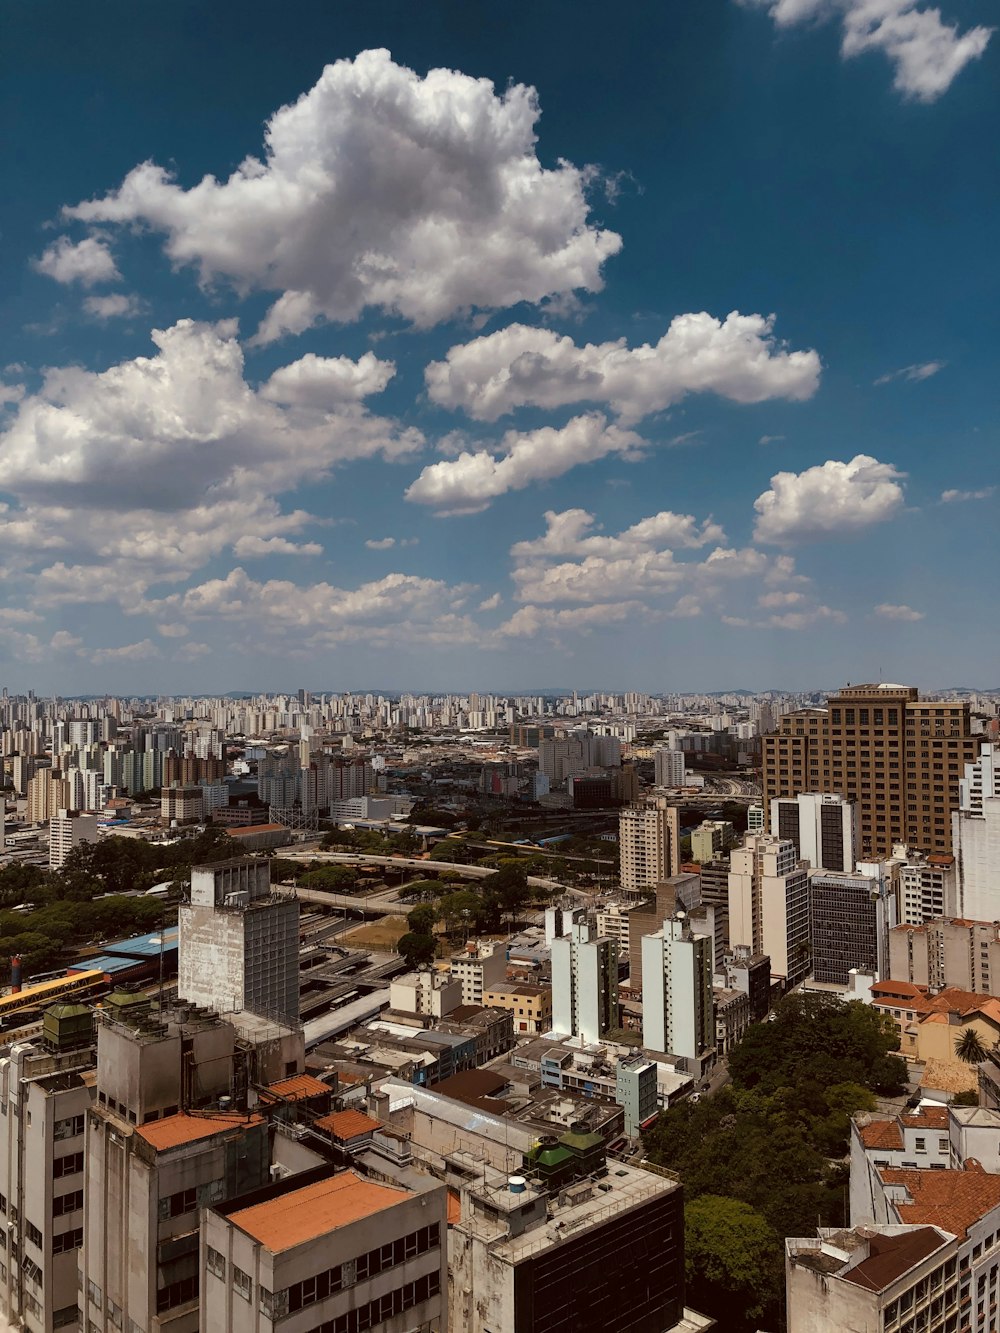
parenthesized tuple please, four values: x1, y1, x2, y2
(1, 1, 997, 694)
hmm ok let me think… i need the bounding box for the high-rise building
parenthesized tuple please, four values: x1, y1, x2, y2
(762, 683, 979, 859)
(551, 921, 619, 1044)
(896, 846, 957, 925)
(888, 917, 1000, 994)
(952, 742, 1000, 921)
(626, 875, 700, 992)
(728, 835, 811, 986)
(746, 804, 765, 834)
(689, 820, 736, 864)
(653, 747, 686, 788)
(770, 792, 857, 871)
(49, 809, 101, 869)
(809, 862, 897, 986)
(178, 858, 300, 1026)
(619, 798, 681, 895)
(641, 915, 714, 1067)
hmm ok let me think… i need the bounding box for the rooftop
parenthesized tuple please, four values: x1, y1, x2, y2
(790, 1227, 950, 1292)
(879, 1163, 1000, 1238)
(315, 1109, 381, 1140)
(260, 1073, 330, 1103)
(137, 1111, 263, 1152)
(227, 1170, 410, 1251)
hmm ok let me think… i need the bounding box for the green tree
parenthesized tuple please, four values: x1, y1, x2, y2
(397, 932, 436, 969)
(684, 1195, 783, 1333)
(407, 904, 439, 936)
(298, 865, 358, 893)
(956, 1026, 989, 1064)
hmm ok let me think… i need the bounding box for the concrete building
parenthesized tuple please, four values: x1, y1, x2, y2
(482, 983, 553, 1036)
(551, 921, 619, 1044)
(953, 742, 1000, 921)
(721, 946, 773, 1024)
(615, 1056, 659, 1137)
(388, 970, 463, 1020)
(888, 918, 1000, 994)
(449, 940, 507, 1007)
(809, 862, 897, 986)
(641, 915, 714, 1069)
(619, 798, 681, 895)
(202, 1164, 447, 1333)
(689, 820, 735, 865)
(770, 792, 857, 871)
(48, 808, 101, 869)
(626, 876, 701, 993)
(896, 847, 958, 925)
(653, 748, 686, 788)
(595, 901, 641, 953)
(178, 858, 300, 1027)
(746, 804, 765, 834)
(0, 1007, 96, 1332)
(713, 986, 752, 1056)
(27, 768, 73, 824)
(762, 683, 980, 859)
(785, 1225, 959, 1333)
(161, 784, 204, 825)
(728, 835, 811, 986)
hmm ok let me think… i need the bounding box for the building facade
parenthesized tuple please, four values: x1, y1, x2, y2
(551, 921, 619, 1044)
(728, 835, 811, 986)
(640, 915, 714, 1067)
(619, 799, 681, 895)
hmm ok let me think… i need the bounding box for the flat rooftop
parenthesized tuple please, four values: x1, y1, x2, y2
(227, 1170, 410, 1251)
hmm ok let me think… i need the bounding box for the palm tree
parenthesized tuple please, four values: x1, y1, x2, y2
(955, 1026, 988, 1065)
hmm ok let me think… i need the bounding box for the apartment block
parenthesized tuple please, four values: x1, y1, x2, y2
(626, 876, 701, 992)
(48, 809, 101, 870)
(763, 684, 979, 860)
(888, 918, 1000, 994)
(953, 743, 1000, 921)
(770, 791, 857, 871)
(551, 921, 619, 1044)
(728, 835, 811, 986)
(619, 798, 681, 895)
(641, 915, 714, 1068)
(482, 983, 553, 1036)
(449, 940, 507, 1007)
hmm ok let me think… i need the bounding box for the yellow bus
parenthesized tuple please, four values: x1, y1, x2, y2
(0, 971, 106, 1026)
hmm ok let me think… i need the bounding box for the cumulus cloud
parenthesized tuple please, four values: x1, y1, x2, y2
(0, 607, 42, 625)
(510, 507, 725, 561)
(175, 641, 211, 661)
(83, 293, 145, 320)
(365, 537, 396, 550)
(496, 601, 646, 638)
(874, 602, 925, 620)
(406, 413, 645, 514)
(753, 454, 906, 545)
(724, 604, 847, 630)
(874, 359, 945, 385)
(232, 535, 323, 558)
(157, 623, 189, 638)
(741, 1, 992, 101)
(33, 236, 120, 287)
(478, 592, 502, 611)
(261, 351, 395, 407)
(940, 486, 994, 503)
(88, 639, 157, 664)
(425, 312, 820, 424)
(63, 49, 621, 340)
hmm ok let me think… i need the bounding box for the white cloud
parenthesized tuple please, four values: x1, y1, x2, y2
(365, 537, 396, 550)
(940, 486, 994, 503)
(49, 631, 84, 652)
(753, 454, 906, 545)
(510, 507, 725, 561)
(175, 641, 211, 661)
(88, 639, 157, 664)
(497, 601, 646, 638)
(874, 602, 925, 620)
(0, 383, 25, 408)
(425, 312, 820, 424)
(0, 607, 42, 625)
(759, 433, 785, 444)
(741, 1, 992, 101)
(874, 359, 945, 385)
(156, 623, 189, 638)
(406, 413, 645, 514)
(33, 236, 120, 287)
(724, 604, 847, 630)
(83, 293, 144, 320)
(64, 49, 621, 340)
(478, 592, 502, 611)
(261, 351, 395, 407)
(232, 535, 323, 558)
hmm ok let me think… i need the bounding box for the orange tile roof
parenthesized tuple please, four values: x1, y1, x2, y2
(858, 1120, 904, 1151)
(262, 1074, 331, 1102)
(229, 1170, 408, 1251)
(314, 1109, 380, 1140)
(872, 981, 929, 998)
(137, 1111, 263, 1152)
(879, 1164, 1000, 1238)
(900, 1107, 949, 1130)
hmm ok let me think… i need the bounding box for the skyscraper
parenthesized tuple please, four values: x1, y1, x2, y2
(762, 683, 979, 859)
(952, 742, 1000, 920)
(769, 791, 857, 871)
(551, 921, 619, 1043)
(619, 797, 681, 894)
(728, 834, 811, 986)
(641, 914, 714, 1066)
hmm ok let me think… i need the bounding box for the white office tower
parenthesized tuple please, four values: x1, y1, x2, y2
(653, 747, 686, 788)
(728, 835, 811, 986)
(770, 792, 857, 871)
(953, 742, 1000, 920)
(544, 904, 585, 945)
(620, 797, 681, 894)
(551, 921, 619, 1044)
(747, 804, 765, 834)
(641, 914, 714, 1066)
(178, 858, 300, 1026)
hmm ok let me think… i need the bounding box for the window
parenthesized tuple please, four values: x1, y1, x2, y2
(233, 1266, 252, 1301)
(915, 1137, 927, 1153)
(54, 1114, 85, 1141)
(53, 1307, 80, 1329)
(54, 1152, 84, 1179)
(206, 1246, 226, 1280)
(87, 1279, 102, 1310)
(155, 1276, 198, 1313)
(53, 1190, 84, 1217)
(53, 1229, 83, 1255)
(162, 1187, 197, 1219)
(22, 1256, 42, 1286)
(25, 1221, 42, 1248)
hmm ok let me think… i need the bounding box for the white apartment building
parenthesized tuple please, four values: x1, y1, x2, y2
(619, 798, 681, 895)
(48, 809, 101, 869)
(895, 846, 958, 926)
(953, 743, 1000, 921)
(729, 834, 811, 986)
(449, 940, 507, 1006)
(770, 791, 857, 871)
(551, 921, 619, 1044)
(653, 748, 685, 788)
(641, 915, 714, 1068)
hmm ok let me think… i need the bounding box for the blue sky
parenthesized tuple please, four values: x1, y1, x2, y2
(1, 0, 997, 694)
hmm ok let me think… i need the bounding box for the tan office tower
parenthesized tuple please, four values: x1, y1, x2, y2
(762, 683, 979, 860)
(619, 797, 681, 894)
